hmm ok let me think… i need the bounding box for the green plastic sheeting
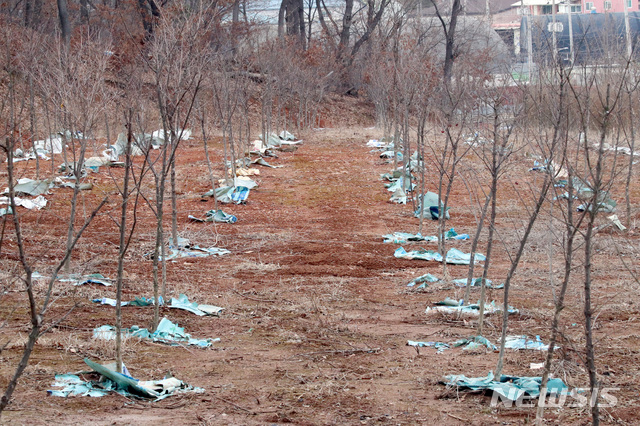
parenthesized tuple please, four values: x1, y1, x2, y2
(48, 373, 110, 397)
(92, 296, 162, 307)
(48, 358, 204, 401)
(504, 335, 551, 351)
(395, 247, 485, 265)
(188, 209, 237, 224)
(407, 340, 450, 353)
(453, 278, 504, 289)
(62, 273, 112, 286)
(157, 238, 231, 261)
(383, 228, 468, 244)
(406, 273, 440, 289)
(251, 157, 282, 168)
(443, 372, 567, 401)
(93, 317, 219, 348)
(8, 178, 53, 196)
(453, 335, 497, 351)
(426, 298, 518, 316)
(169, 294, 223, 316)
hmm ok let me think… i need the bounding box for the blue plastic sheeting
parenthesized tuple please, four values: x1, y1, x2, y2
(406, 273, 440, 289)
(48, 374, 111, 397)
(206, 185, 251, 204)
(92, 296, 163, 307)
(93, 317, 219, 348)
(453, 278, 504, 289)
(407, 340, 450, 353)
(453, 335, 497, 351)
(48, 358, 204, 401)
(444, 372, 568, 401)
(504, 335, 551, 351)
(169, 294, 223, 316)
(383, 228, 469, 244)
(395, 247, 485, 265)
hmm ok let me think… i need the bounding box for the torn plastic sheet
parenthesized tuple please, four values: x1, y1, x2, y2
(217, 177, 257, 190)
(158, 238, 231, 261)
(383, 229, 469, 244)
(161, 245, 231, 260)
(453, 335, 497, 351)
(395, 247, 485, 265)
(529, 159, 568, 178)
(48, 373, 111, 397)
(34, 136, 64, 154)
(414, 192, 450, 220)
(367, 139, 393, 149)
(251, 157, 282, 168)
(56, 181, 93, 191)
(261, 132, 303, 148)
(385, 176, 414, 193)
(9, 150, 50, 163)
(170, 294, 223, 316)
(93, 317, 219, 348)
(114, 133, 144, 156)
(0, 195, 47, 210)
(426, 298, 518, 316)
(407, 340, 450, 353)
(206, 185, 250, 204)
(608, 214, 626, 231)
(504, 335, 552, 351)
(596, 141, 640, 157)
(443, 372, 568, 401)
(406, 273, 439, 289)
(65, 273, 112, 286)
(445, 248, 486, 265)
(389, 187, 407, 204)
(280, 130, 295, 141)
(453, 278, 504, 289)
(49, 358, 204, 400)
(92, 296, 163, 307)
(234, 167, 260, 176)
(380, 150, 402, 161)
(4, 178, 53, 196)
(189, 209, 237, 224)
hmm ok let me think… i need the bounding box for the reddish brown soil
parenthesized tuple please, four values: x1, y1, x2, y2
(1, 121, 639, 425)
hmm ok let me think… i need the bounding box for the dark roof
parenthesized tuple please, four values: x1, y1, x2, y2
(415, 0, 516, 16)
(463, 0, 515, 15)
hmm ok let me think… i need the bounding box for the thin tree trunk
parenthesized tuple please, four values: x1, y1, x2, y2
(536, 170, 577, 425)
(463, 194, 490, 305)
(115, 112, 134, 373)
(57, 0, 71, 48)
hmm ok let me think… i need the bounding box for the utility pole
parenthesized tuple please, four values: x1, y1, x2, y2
(552, 0, 558, 64)
(624, 0, 632, 59)
(567, 0, 574, 64)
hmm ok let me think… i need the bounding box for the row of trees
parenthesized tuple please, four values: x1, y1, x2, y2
(365, 6, 638, 426)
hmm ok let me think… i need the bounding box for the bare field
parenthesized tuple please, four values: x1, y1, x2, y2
(1, 125, 639, 425)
